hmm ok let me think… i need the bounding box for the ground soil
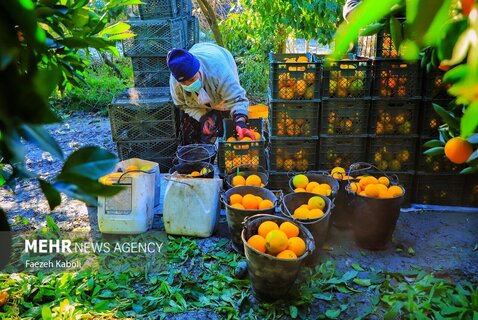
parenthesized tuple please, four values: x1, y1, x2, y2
(1, 113, 477, 318)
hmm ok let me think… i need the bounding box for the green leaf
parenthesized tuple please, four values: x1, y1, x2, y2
(443, 65, 469, 84)
(20, 125, 63, 160)
(423, 0, 452, 46)
(289, 305, 298, 318)
(408, 247, 415, 255)
(41, 305, 52, 320)
(389, 16, 403, 53)
(423, 147, 444, 156)
(467, 134, 478, 144)
(353, 278, 371, 286)
(359, 23, 385, 36)
(325, 309, 341, 319)
(433, 103, 460, 130)
(61, 146, 118, 179)
(467, 149, 478, 163)
(99, 22, 131, 36)
(384, 302, 403, 320)
(423, 139, 445, 148)
(441, 28, 473, 66)
(45, 215, 60, 236)
(461, 102, 478, 138)
(313, 293, 333, 301)
(39, 179, 62, 210)
(352, 263, 365, 271)
(460, 166, 478, 174)
(33, 67, 60, 103)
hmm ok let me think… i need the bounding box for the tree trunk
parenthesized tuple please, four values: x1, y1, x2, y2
(100, 52, 122, 78)
(305, 40, 310, 53)
(197, 0, 224, 48)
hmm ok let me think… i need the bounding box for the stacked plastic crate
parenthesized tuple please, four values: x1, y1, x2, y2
(110, 0, 199, 172)
(416, 69, 468, 206)
(357, 22, 420, 206)
(267, 53, 322, 192)
(319, 59, 372, 174)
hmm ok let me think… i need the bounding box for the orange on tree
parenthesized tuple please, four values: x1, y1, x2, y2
(229, 194, 243, 205)
(444, 137, 473, 164)
(258, 221, 279, 238)
(280, 221, 299, 238)
(242, 194, 260, 209)
(232, 175, 246, 187)
(245, 174, 262, 187)
(276, 249, 298, 260)
(247, 235, 266, 253)
(292, 174, 309, 189)
(258, 199, 274, 209)
(265, 230, 289, 254)
(287, 237, 306, 256)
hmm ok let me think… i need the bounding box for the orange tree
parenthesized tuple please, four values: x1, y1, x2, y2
(0, 0, 137, 267)
(332, 0, 478, 173)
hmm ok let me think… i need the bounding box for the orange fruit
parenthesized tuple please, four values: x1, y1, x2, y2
(306, 181, 320, 192)
(287, 237, 306, 256)
(307, 208, 324, 219)
(280, 221, 299, 238)
(227, 136, 237, 142)
(378, 176, 390, 187)
(242, 194, 259, 209)
(376, 183, 388, 192)
(229, 194, 243, 205)
(388, 185, 404, 197)
(258, 199, 274, 209)
(348, 182, 361, 193)
(190, 171, 200, 177)
(331, 172, 345, 179)
(247, 235, 266, 253)
(444, 137, 473, 164)
(125, 165, 139, 172)
(232, 175, 246, 187)
(359, 191, 367, 196)
(331, 166, 345, 175)
(293, 206, 310, 219)
(253, 131, 262, 140)
(255, 196, 263, 204)
(231, 203, 245, 209)
(292, 174, 309, 188)
(359, 176, 378, 189)
(295, 187, 306, 192)
(258, 221, 279, 238)
(245, 174, 262, 187)
(378, 190, 393, 198)
(312, 186, 331, 196)
(308, 196, 326, 210)
(265, 230, 289, 254)
(276, 249, 298, 259)
(364, 184, 380, 198)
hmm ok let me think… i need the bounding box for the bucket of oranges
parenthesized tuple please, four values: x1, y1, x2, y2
(288, 172, 339, 198)
(241, 214, 315, 301)
(169, 161, 215, 178)
(346, 162, 405, 250)
(225, 165, 269, 189)
(327, 166, 360, 229)
(281, 192, 332, 265)
(222, 186, 279, 253)
(176, 144, 216, 164)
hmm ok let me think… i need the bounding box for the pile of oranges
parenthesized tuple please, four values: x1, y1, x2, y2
(229, 193, 274, 210)
(292, 196, 326, 220)
(247, 220, 306, 259)
(291, 174, 333, 196)
(347, 175, 404, 199)
(231, 174, 265, 187)
(329, 167, 353, 180)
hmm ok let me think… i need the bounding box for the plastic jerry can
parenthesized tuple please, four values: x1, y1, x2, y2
(97, 158, 158, 234)
(162, 177, 222, 237)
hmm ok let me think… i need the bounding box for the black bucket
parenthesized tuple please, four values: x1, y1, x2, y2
(281, 192, 332, 266)
(330, 178, 358, 229)
(169, 161, 215, 178)
(223, 186, 278, 253)
(176, 144, 216, 164)
(225, 165, 269, 189)
(241, 214, 315, 301)
(288, 172, 340, 198)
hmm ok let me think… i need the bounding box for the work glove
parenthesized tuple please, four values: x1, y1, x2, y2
(199, 112, 218, 136)
(235, 120, 256, 140)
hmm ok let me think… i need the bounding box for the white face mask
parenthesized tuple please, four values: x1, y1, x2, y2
(181, 78, 202, 92)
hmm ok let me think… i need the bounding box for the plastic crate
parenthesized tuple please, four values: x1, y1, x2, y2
(123, 18, 187, 57)
(368, 136, 418, 171)
(322, 59, 372, 98)
(178, 0, 192, 15)
(320, 98, 370, 135)
(269, 100, 319, 137)
(318, 135, 368, 170)
(423, 68, 452, 100)
(415, 173, 466, 206)
(109, 87, 176, 141)
(269, 53, 321, 101)
(269, 137, 318, 172)
(463, 175, 478, 207)
(268, 171, 293, 193)
(186, 16, 199, 49)
(372, 59, 422, 98)
(417, 137, 464, 173)
(370, 99, 420, 135)
(356, 21, 404, 59)
(116, 138, 178, 173)
(136, 0, 178, 19)
(132, 57, 170, 87)
(217, 118, 267, 174)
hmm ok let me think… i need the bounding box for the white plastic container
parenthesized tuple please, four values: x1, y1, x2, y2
(97, 158, 159, 234)
(162, 177, 222, 237)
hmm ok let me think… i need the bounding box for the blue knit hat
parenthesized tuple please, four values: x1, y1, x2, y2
(167, 48, 200, 82)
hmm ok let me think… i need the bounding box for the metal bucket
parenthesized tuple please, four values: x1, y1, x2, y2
(330, 178, 358, 229)
(169, 161, 215, 178)
(288, 172, 340, 198)
(241, 214, 315, 301)
(176, 144, 216, 164)
(225, 165, 269, 189)
(281, 192, 333, 266)
(223, 186, 278, 253)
